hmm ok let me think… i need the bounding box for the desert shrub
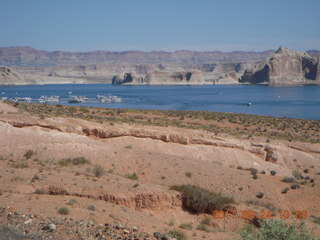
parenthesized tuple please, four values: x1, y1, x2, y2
(34, 189, 48, 194)
(196, 223, 212, 232)
(170, 184, 234, 213)
(239, 219, 318, 240)
(256, 192, 264, 199)
(126, 172, 139, 180)
(179, 223, 192, 230)
(252, 174, 258, 179)
(248, 168, 258, 175)
(237, 166, 244, 170)
(312, 216, 320, 225)
(58, 207, 70, 215)
(291, 183, 300, 189)
(87, 205, 96, 211)
(67, 199, 78, 206)
(281, 187, 290, 194)
(185, 172, 192, 178)
(58, 157, 90, 166)
(31, 175, 40, 182)
(24, 150, 35, 159)
(292, 170, 302, 179)
(166, 230, 188, 240)
(93, 165, 105, 177)
(303, 169, 309, 173)
(125, 145, 133, 149)
(260, 170, 266, 174)
(270, 170, 276, 176)
(282, 177, 296, 183)
(11, 163, 29, 169)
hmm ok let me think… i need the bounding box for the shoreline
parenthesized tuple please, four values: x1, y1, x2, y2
(1, 81, 320, 86)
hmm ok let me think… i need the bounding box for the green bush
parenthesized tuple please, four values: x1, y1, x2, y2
(196, 223, 212, 232)
(166, 230, 188, 240)
(179, 223, 192, 230)
(282, 177, 296, 183)
(24, 150, 35, 159)
(239, 219, 319, 240)
(93, 165, 105, 177)
(270, 170, 277, 176)
(58, 207, 70, 215)
(185, 172, 192, 178)
(126, 172, 139, 180)
(170, 184, 234, 213)
(58, 157, 90, 166)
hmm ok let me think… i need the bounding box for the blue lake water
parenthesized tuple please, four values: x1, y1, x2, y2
(0, 84, 320, 120)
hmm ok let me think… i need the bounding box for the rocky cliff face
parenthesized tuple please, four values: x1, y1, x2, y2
(0, 66, 23, 85)
(0, 46, 274, 66)
(112, 71, 204, 85)
(239, 47, 320, 84)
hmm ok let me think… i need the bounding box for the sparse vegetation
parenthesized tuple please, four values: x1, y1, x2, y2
(260, 170, 266, 174)
(87, 205, 96, 211)
(24, 150, 35, 159)
(166, 230, 188, 240)
(256, 192, 264, 199)
(170, 184, 234, 213)
(291, 183, 301, 189)
(11, 162, 29, 169)
(239, 219, 319, 240)
(58, 207, 70, 215)
(34, 189, 48, 194)
(292, 170, 302, 179)
(11, 103, 320, 144)
(58, 157, 90, 166)
(92, 165, 105, 178)
(282, 176, 296, 183)
(185, 172, 192, 178)
(270, 170, 276, 176)
(125, 145, 133, 149)
(125, 172, 139, 180)
(179, 223, 192, 230)
(67, 199, 78, 206)
(281, 187, 290, 194)
(196, 223, 212, 232)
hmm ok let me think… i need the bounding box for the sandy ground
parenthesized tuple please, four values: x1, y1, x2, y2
(0, 102, 319, 239)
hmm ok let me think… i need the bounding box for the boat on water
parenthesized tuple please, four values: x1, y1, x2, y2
(68, 96, 89, 104)
(96, 95, 122, 103)
(12, 97, 32, 103)
(38, 96, 60, 103)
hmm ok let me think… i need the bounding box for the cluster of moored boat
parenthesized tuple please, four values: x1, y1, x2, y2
(96, 95, 122, 103)
(39, 96, 60, 103)
(0, 94, 123, 104)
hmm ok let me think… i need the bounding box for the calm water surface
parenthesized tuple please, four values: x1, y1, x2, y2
(0, 84, 319, 120)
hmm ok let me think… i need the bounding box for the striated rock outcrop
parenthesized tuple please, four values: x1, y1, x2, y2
(239, 47, 320, 84)
(112, 71, 204, 85)
(0, 66, 22, 84)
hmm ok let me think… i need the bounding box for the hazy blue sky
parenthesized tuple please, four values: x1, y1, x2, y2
(1, 0, 319, 52)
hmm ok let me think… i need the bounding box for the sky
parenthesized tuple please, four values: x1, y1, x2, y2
(0, 0, 319, 52)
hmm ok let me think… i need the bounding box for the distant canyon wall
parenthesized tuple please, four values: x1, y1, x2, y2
(0, 46, 319, 85)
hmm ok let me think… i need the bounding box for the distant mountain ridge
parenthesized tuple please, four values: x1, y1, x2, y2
(0, 46, 280, 66)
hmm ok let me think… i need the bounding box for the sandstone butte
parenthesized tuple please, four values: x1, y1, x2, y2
(0, 101, 319, 239)
(0, 46, 319, 85)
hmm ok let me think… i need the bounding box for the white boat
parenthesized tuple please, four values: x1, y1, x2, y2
(12, 97, 32, 103)
(38, 96, 60, 103)
(96, 95, 122, 103)
(68, 96, 89, 104)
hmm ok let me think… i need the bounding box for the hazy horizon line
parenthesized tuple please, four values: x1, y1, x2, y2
(1, 45, 320, 54)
